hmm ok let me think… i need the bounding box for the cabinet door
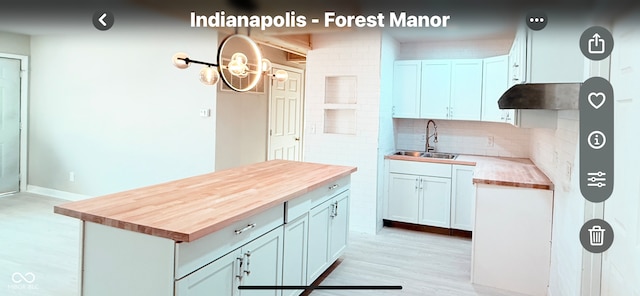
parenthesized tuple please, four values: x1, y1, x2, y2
(240, 227, 284, 296)
(481, 55, 509, 123)
(329, 191, 349, 262)
(450, 60, 483, 121)
(392, 61, 421, 118)
(451, 165, 476, 231)
(175, 249, 241, 296)
(306, 200, 331, 283)
(418, 176, 452, 228)
(387, 173, 420, 223)
(282, 214, 308, 296)
(420, 61, 451, 119)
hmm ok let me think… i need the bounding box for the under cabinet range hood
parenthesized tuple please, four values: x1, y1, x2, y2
(498, 83, 581, 110)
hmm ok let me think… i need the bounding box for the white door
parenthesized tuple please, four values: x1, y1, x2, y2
(386, 173, 419, 223)
(240, 227, 283, 296)
(418, 176, 451, 228)
(0, 58, 21, 195)
(392, 60, 421, 118)
(450, 59, 483, 120)
(175, 249, 240, 296)
(601, 13, 640, 296)
(268, 67, 303, 161)
(328, 192, 349, 261)
(306, 199, 331, 283)
(420, 60, 451, 120)
(451, 165, 475, 231)
(481, 55, 509, 123)
(282, 214, 308, 296)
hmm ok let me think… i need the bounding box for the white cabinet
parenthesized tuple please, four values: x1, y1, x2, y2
(307, 190, 350, 283)
(393, 59, 483, 120)
(481, 55, 513, 124)
(387, 173, 420, 223)
(386, 160, 475, 231)
(420, 59, 483, 120)
(386, 160, 453, 228)
(449, 60, 483, 120)
(176, 249, 239, 296)
(417, 176, 452, 228)
(282, 214, 308, 296)
(472, 183, 552, 296)
(419, 60, 452, 119)
(176, 226, 283, 296)
(450, 165, 475, 231)
(392, 60, 421, 118)
(508, 26, 527, 86)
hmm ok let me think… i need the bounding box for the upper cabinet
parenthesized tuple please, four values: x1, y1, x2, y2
(393, 59, 483, 121)
(392, 60, 422, 118)
(482, 55, 513, 123)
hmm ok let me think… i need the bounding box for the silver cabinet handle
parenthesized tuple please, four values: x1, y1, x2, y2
(243, 251, 251, 276)
(420, 178, 424, 190)
(415, 178, 419, 190)
(334, 201, 339, 217)
(234, 223, 256, 235)
(329, 202, 337, 218)
(329, 184, 339, 190)
(235, 257, 244, 280)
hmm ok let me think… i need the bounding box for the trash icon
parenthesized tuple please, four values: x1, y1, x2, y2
(588, 225, 606, 246)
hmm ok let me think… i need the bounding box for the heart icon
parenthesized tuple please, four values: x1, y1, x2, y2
(588, 92, 606, 109)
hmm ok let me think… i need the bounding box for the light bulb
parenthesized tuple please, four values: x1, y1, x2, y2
(274, 69, 288, 82)
(172, 52, 190, 69)
(199, 67, 219, 85)
(228, 60, 245, 77)
(261, 58, 272, 72)
(230, 52, 248, 65)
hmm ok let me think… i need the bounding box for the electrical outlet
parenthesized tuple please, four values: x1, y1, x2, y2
(421, 134, 427, 142)
(553, 151, 559, 168)
(487, 136, 494, 147)
(565, 161, 572, 181)
(69, 171, 75, 182)
(199, 109, 210, 117)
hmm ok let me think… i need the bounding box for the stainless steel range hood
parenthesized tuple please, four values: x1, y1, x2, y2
(498, 83, 581, 110)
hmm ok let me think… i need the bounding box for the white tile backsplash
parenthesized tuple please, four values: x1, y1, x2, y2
(394, 118, 531, 157)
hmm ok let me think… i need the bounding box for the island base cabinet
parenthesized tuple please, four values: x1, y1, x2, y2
(306, 190, 350, 284)
(175, 249, 240, 296)
(176, 226, 284, 296)
(282, 214, 308, 296)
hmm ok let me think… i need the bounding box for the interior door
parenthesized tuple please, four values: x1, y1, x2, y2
(601, 14, 640, 296)
(0, 57, 21, 195)
(268, 67, 303, 161)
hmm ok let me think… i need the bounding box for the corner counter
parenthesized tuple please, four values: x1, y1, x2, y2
(55, 160, 357, 296)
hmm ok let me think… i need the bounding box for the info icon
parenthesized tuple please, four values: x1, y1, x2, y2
(525, 12, 547, 31)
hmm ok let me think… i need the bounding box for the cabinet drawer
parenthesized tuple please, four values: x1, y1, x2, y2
(285, 176, 350, 223)
(389, 160, 452, 177)
(174, 205, 284, 279)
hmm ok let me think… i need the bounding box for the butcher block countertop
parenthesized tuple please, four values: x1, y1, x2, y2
(386, 154, 553, 190)
(54, 160, 357, 242)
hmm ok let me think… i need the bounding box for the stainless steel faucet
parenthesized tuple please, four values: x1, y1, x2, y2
(425, 120, 438, 152)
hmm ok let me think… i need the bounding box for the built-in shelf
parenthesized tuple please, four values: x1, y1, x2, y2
(323, 76, 357, 135)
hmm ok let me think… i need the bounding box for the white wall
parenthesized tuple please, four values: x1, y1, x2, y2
(395, 119, 530, 158)
(377, 33, 399, 231)
(0, 31, 30, 55)
(529, 111, 583, 296)
(29, 27, 219, 196)
(304, 30, 382, 234)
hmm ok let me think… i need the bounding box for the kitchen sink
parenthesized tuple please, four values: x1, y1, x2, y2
(422, 152, 458, 159)
(394, 150, 424, 157)
(394, 151, 458, 159)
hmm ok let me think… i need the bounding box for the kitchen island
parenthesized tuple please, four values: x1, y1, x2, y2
(55, 160, 357, 296)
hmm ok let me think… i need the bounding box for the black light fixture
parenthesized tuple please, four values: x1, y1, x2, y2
(172, 34, 288, 92)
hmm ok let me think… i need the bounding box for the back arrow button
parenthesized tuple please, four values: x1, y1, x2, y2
(93, 11, 114, 31)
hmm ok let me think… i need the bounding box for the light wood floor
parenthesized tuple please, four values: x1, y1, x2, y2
(0, 193, 520, 296)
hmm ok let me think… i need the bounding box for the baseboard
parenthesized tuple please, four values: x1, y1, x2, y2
(26, 185, 92, 201)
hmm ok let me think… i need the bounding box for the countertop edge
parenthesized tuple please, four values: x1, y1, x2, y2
(55, 163, 357, 242)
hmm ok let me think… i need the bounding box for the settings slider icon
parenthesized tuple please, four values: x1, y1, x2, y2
(587, 171, 607, 188)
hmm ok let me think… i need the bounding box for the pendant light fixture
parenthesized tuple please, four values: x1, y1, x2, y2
(172, 34, 288, 92)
